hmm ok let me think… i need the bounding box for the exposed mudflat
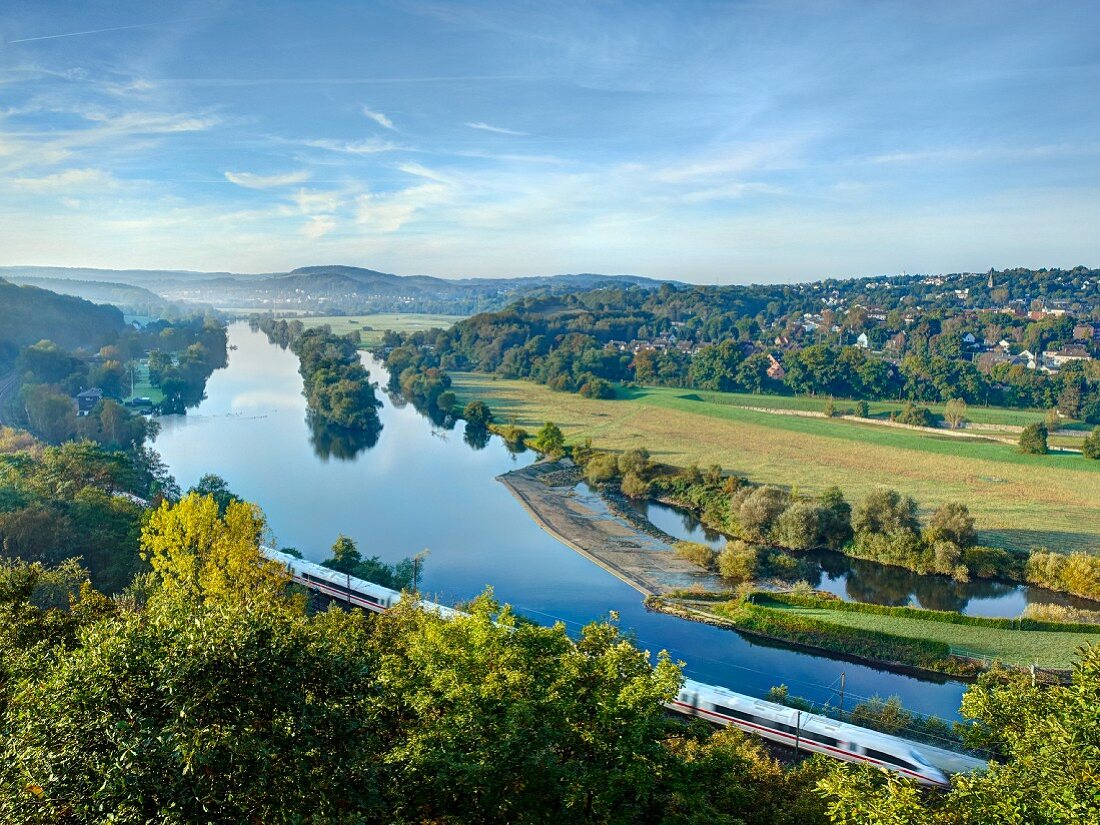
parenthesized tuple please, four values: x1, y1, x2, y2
(497, 461, 723, 596)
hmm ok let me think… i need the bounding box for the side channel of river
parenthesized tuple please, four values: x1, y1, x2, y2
(154, 323, 971, 720)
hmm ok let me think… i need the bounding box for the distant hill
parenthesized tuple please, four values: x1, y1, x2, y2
(0, 265, 675, 315)
(1, 275, 167, 310)
(0, 279, 125, 365)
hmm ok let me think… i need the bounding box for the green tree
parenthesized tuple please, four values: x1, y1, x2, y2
(463, 399, 493, 427)
(819, 645, 1100, 824)
(1018, 422, 1048, 455)
(533, 421, 566, 457)
(326, 533, 363, 573)
(1082, 426, 1100, 460)
(925, 502, 978, 548)
(187, 474, 241, 516)
(944, 397, 968, 429)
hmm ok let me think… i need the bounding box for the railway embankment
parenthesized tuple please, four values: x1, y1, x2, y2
(497, 460, 724, 597)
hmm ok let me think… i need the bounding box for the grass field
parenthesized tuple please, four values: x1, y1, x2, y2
(741, 599, 1100, 669)
(450, 373, 1100, 555)
(122, 361, 164, 405)
(298, 314, 464, 346)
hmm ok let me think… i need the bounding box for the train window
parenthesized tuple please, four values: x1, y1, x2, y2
(800, 730, 839, 747)
(712, 704, 755, 724)
(864, 748, 913, 770)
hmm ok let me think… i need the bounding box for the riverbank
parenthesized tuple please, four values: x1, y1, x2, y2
(451, 371, 1100, 554)
(497, 461, 722, 597)
(649, 591, 1095, 677)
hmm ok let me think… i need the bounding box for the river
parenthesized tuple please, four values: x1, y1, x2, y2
(154, 322, 971, 721)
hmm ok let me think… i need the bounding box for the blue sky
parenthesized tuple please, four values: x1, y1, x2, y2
(1, 1, 1098, 282)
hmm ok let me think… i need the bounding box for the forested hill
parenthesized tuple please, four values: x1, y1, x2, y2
(0, 275, 166, 311)
(0, 279, 124, 362)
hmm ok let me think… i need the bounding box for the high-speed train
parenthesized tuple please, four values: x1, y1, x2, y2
(263, 548, 986, 787)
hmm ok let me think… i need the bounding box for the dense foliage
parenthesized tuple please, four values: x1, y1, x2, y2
(382, 268, 1100, 421)
(256, 317, 383, 437)
(0, 496, 837, 824)
(0, 441, 175, 594)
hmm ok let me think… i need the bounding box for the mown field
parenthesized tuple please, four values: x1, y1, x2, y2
(299, 314, 465, 346)
(650, 388, 1085, 431)
(450, 373, 1100, 554)
(742, 599, 1100, 669)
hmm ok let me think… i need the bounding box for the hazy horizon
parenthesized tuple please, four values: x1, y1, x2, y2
(2, 1, 1098, 283)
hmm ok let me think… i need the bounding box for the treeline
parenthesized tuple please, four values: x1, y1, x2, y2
(381, 279, 1100, 421)
(575, 447, 1100, 602)
(1, 491, 1096, 822)
(255, 317, 382, 434)
(0, 439, 177, 594)
(7, 317, 227, 446)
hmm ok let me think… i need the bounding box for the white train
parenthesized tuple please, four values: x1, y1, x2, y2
(263, 548, 987, 787)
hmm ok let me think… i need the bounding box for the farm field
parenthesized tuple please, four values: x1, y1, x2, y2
(732, 598, 1100, 669)
(450, 372, 1100, 554)
(299, 313, 465, 346)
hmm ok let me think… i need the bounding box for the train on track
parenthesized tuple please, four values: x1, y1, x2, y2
(264, 548, 988, 787)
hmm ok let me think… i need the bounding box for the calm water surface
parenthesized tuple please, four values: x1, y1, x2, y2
(155, 324, 970, 720)
(634, 498, 1100, 618)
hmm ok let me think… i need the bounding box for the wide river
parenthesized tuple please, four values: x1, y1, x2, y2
(155, 323, 970, 720)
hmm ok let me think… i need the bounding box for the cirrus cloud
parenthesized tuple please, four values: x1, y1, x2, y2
(224, 170, 310, 189)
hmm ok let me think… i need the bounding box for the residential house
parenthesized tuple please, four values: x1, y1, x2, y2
(855, 332, 870, 349)
(75, 388, 103, 416)
(766, 354, 786, 381)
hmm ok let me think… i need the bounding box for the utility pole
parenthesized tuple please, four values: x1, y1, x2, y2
(838, 672, 846, 719)
(794, 710, 802, 754)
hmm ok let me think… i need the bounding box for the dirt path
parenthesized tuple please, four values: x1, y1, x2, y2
(497, 461, 722, 597)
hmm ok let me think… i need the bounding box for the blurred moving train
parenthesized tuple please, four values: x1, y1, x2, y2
(264, 548, 989, 787)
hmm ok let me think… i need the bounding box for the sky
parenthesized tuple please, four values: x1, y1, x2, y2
(1, 1, 1098, 283)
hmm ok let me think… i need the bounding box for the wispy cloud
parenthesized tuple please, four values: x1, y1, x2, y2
(302, 214, 337, 239)
(465, 121, 526, 136)
(225, 170, 311, 189)
(363, 106, 395, 130)
(301, 137, 404, 155)
(10, 167, 116, 191)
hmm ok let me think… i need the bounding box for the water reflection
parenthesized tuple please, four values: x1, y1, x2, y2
(153, 323, 973, 720)
(309, 417, 381, 461)
(635, 498, 1100, 619)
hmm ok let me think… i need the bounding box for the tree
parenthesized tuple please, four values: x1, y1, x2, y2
(327, 533, 363, 573)
(943, 397, 968, 429)
(856, 400, 870, 418)
(139, 493, 286, 605)
(852, 489, 920, 537)
(1082, 426, 1100, 460)
(817, 487, 853, 550)
(925, 502, 978, 548)
(718, 540, 758, 581)
(772, 501, 824, 550)
(1018, 422, 1048, 455)
(462, 400, 493, 428)
(735, 486, 789, 541)
(819, 645, 1100, 824)
(532, 421, 566, 457)
(188, 473, 241, 515)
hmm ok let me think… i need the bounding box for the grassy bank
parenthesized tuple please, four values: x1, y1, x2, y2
(450, 372, 1100, 554)
(718, 594, 1099, 669)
